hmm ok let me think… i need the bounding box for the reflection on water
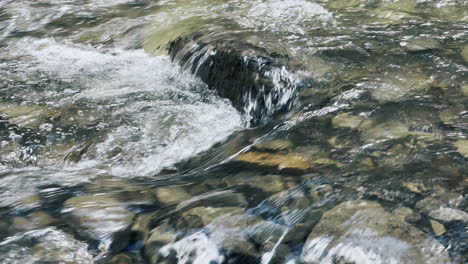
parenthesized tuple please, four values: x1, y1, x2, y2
(0, 0, 467, 263)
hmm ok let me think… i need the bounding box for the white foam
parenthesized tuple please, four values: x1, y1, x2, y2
(7, 38, 244, 176)
(239, 0, 332, 34)
(160, 232, 224, 264)
(0, 227, 93, 264)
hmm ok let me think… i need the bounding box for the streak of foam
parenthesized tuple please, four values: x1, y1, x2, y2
(6, 38, 244, 176)
(160, 232, 224, 264)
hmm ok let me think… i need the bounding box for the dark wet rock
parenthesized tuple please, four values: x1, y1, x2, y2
(428, 208, 468, 223)
(168, 35, 298, 125)
(300, 200, 451, 264)
(253, 139, 294, 152)
(319, 44, 370, 62)
(153, 186, 191, 205)
(176, 206, 243, 229)
(63, 195, 135, 253)
(234, 151, 312, 174)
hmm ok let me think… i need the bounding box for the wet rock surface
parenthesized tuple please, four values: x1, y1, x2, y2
(234, 151, 312, 174)
(168, 34, 298, 125)
(63, 195, 135, 253)
(300, 200, 451, 264)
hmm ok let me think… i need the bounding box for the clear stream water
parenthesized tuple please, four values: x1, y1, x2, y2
(0, 0, 467, 263)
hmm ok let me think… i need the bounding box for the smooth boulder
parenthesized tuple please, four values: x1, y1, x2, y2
(300, 200, 451, 264)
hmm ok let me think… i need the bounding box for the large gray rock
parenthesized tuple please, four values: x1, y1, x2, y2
(300, 200, 451, 264)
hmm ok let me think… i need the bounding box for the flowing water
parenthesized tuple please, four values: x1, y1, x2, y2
(0, 0, 467, 263)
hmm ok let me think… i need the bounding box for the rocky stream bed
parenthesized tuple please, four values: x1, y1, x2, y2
(0, 0, 467, 263)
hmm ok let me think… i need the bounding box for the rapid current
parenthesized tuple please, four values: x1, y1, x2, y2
(0, 0, 467, 263)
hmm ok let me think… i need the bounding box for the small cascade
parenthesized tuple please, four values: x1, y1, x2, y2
(168, 34, 303, 126)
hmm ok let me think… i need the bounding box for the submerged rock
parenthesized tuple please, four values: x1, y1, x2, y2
(402, 182, 428, 194)
(331, 112, 365, 129)
(234, 151, 312, 174)
(415, 191, 464, 215)
(0, 104, 53, 129)
(430, 220, 446, 236)
(439, 105, 464, 126)
(392, 207, 421, 223)
(300, 200, 451, 264)
(461, 84, 468, 97)
(224, 173, 297, 194)
(131, 214, 153, 241)
(454, 140, 468, 158)
(154, 187, 191, 205)
(144, 222, 177, 264)
(177, 206, 243, 229)
(361, 121, 409, 144)
(253, 139, 294, 152)
(0, 228, 92, 264)
(428, 208, 468, 223)
(462, 46, 468, 63)
(109, 253, 134, 264)
(63, 195, 135, 254)
(401, 38, 440, 52)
